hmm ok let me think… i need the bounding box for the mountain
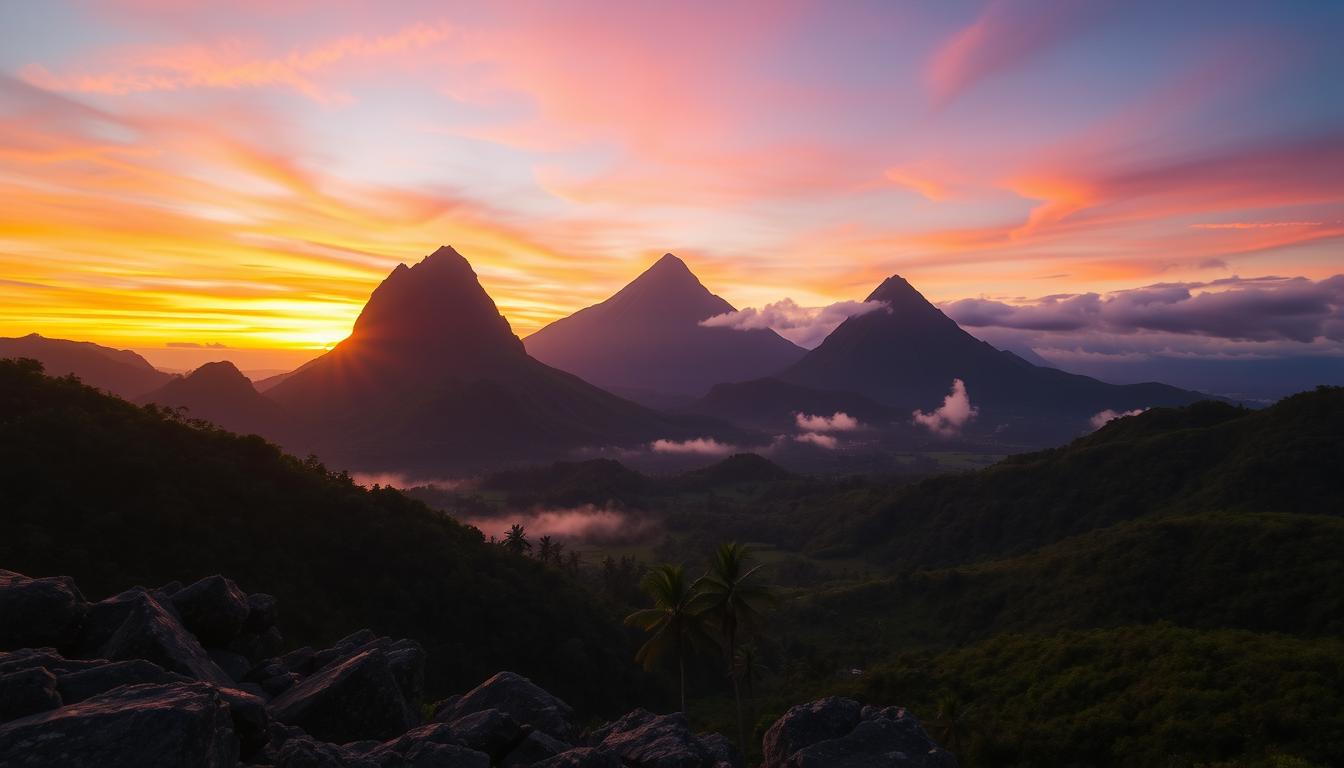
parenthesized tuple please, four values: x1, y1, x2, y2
(138, 360, 289, 437)
(266, 246, 732, 473)
(0, 356, 644, 713)
(0, 333, 172, 398)
(774, 275, 1204, 441)
(523, 254, 806, 402)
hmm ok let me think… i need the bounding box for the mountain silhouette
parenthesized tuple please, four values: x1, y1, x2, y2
(0, 333, 172, 398)
(524, 253, 805, 402)
(267, 246, 732, 472)
(139, 360, 288, 437)
(773, 274, 1204, 439)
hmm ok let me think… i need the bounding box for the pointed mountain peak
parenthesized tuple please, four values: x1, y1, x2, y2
(345, 246, 523, 356)
(651, 252, 690, 273)
(627, 252, 701, 290)
(184, 360, 249, 386)
(865, 274, 928, 306)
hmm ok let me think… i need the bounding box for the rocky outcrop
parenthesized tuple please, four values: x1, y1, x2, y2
(587, 708, 739, 768)
(0, 569, 88, 651)
(0, 569, 958, 768)
(445, 671, 577, 742)
(762, 697, 958, 768)
(0, 681, 239, 768)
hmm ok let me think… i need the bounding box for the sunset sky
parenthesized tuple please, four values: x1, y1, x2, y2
(1, 1, 1341, 386)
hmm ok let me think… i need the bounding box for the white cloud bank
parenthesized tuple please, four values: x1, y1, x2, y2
(650, 437, 738, 456)
(912, 378, 979, 436)
(794, 411, 861, 432)
(701, 299, 890, 348)
(1089, 408, 1148, 430)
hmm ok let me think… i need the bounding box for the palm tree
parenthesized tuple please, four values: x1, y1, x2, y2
(503, 524, 531, 556)
(733, 642, 770, 742)
(624, 564, 711, 714)
(931, 694, 964, 753)
(537, 535, 555, 563)
(550, 540, 565, 567)
(694, 542, 772, 755)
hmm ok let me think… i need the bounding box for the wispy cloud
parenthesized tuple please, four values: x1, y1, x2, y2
(701, 299, 888, 348)
(912, 378, 979, 437)
(1090, 408, 1147, 430)
(650, 437, 737, 456)
(794, 411, 861, 432)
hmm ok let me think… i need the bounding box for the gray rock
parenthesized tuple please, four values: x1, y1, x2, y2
(0, 570, 87, 651)
(170, 574, 250, 646)
(0, 681, 238, 768)
(97, 589, 232, 685)
(275, 736, 381, 768)
(219, 685, 271, 758)
(502, 730, 571, 767)
(761, 697, 862, 768)
(531, 748, 624, 768)
(698, 732, 744, 768)
(449, 671, 576, 742)
(78, 587, 160, 656)
(763, 698, 957, 768)
(57, 659, 187, 703)
(209, 647, 252, 681)
(375, 723, 492, 768)
(443, 708, 523, 761)
(590, 709, 710, 768)
(0, 667, 61, 723)
(0, 648, 102, 677)
(246, 592, 279, 632)
(269, 648, 418, 743)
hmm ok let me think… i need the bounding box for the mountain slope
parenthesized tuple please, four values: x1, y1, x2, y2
(267, 246, 730, 472)
(0, 333, 172, 398)
(778, 275, 1204, 440)
(818, 387, 1344, 564)
(0, 357, 644, 714)
(524, 254, 806, 400)
(139, 360, 289, 437)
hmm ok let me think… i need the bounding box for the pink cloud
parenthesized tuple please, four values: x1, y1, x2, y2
(794, 411, 861, 432)
(912, 379, 979, 437)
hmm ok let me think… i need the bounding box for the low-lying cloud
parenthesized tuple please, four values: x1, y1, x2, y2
(912, 378, 979, 437)
(1089, 408, 1147, 430)
(461, 505, 656, 545)
(944, 275, 1344, 343)
(794, 411, 861, 432)
(701, 298, 890, 348)
(794, 432, 839, 449)
(650, 437, 737, 456)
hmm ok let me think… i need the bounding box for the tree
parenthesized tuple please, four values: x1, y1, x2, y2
(537, 535, 555, 564)
(733, 642, 770, 741)
(624, 564, 712, 714)
(551, 540, 566, 568)
(695, 542, 771, 755)
(931, 694, 964, 753)
(566, 550, 581, 576)
(503, 524, 531, 556)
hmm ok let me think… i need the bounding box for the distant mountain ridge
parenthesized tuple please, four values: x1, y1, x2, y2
(524, 253, 805, 401)
(703, 274, 1208, 443)
(266, 246, 735, 472)
(0, 333, 172, 398)
(138, 360, 288, 437)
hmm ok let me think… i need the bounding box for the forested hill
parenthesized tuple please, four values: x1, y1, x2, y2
(828, 388, 1344, 565)
(0, 358, 647, 715)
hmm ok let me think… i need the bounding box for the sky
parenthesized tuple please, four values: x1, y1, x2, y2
(0, 1, 1341, 390)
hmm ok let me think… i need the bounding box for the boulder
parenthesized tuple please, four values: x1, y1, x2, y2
(275, 736, 381, 768)
(443, 707, 523, 761)
(761, 697, 862, 767)
(698, 732, 744, 768)
(375, 723, 493, 768)
(78, 587, 157, 655)
(97, 589, 232, 685)
(0, 570, 87, 651)
(763, 698, 957, 768)
(218, 685, 270, 758)
(0, 648, 102, 677)
(209, 647, 253, 681)
(502, 730, 572, 767)
(0, 682, 237, 768)
(246, 592, 279, 632)
(0, 667, 61, 723)
(590, 709, 711, 768)
(531, 748, 625, 768)
(57, 659, 186, 702)
(448, 671, 576, 742)
(269, 648, 418, 743)
(170, 574, 250, 646)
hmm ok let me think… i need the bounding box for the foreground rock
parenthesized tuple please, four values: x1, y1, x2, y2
(444, 671, 577, 742)
(762, 697, 958, 768)
(268, 647, 418, 742)
(0, 682, 238, 768)
(0, 570, 88, 651)
(588, 708, 741, 768)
